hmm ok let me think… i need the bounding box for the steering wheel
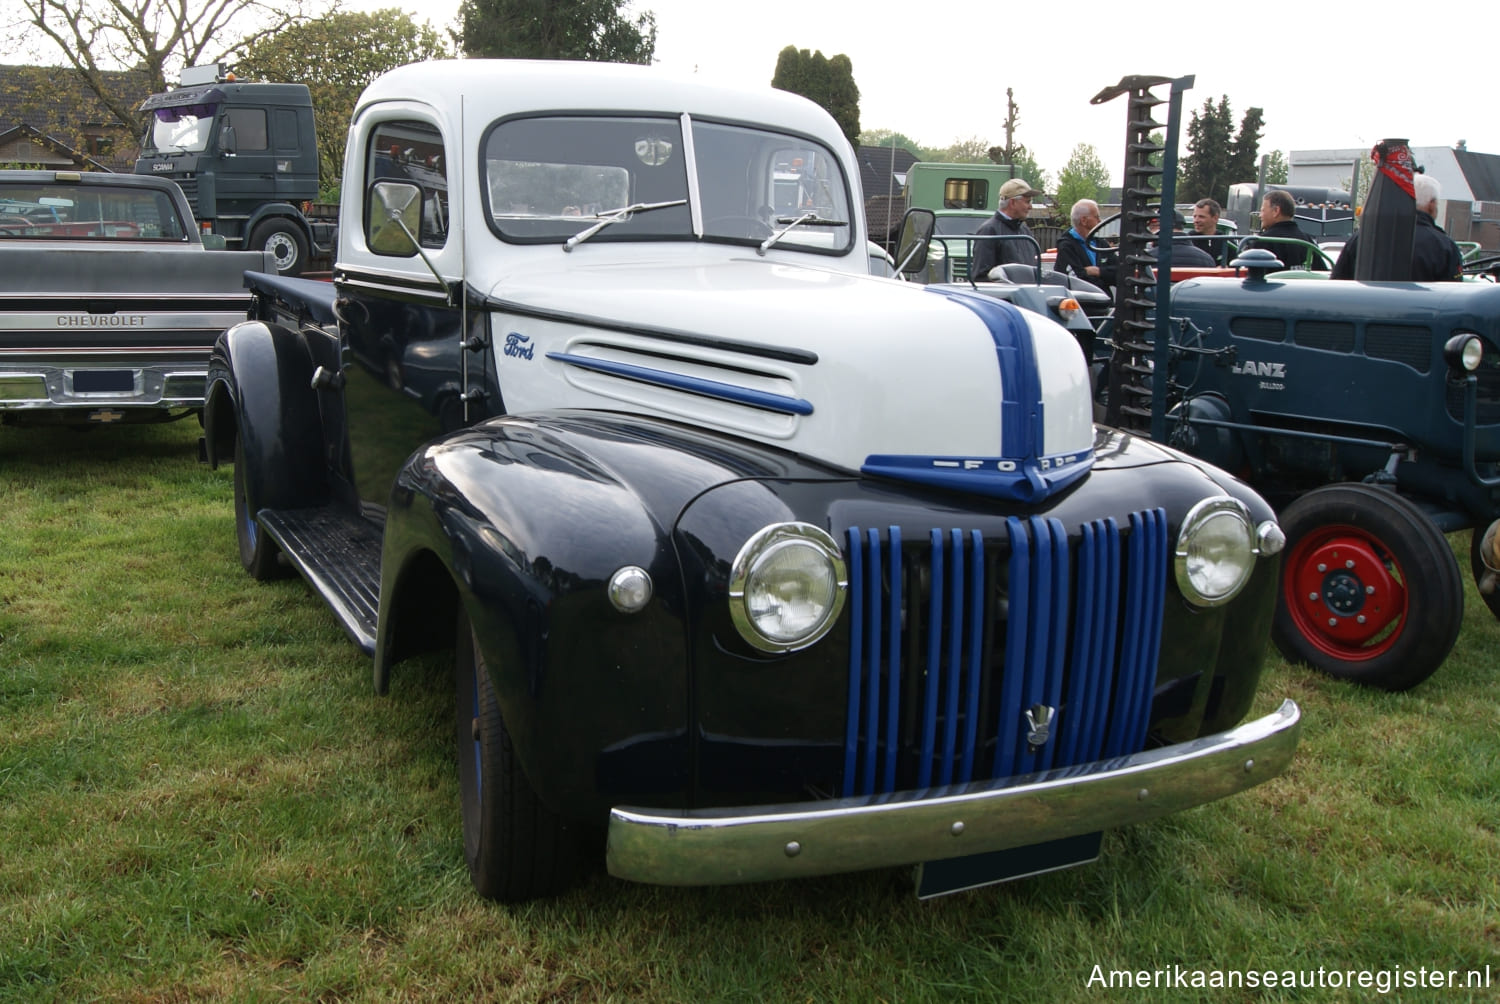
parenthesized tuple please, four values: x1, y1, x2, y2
(706, 215, 774, 239)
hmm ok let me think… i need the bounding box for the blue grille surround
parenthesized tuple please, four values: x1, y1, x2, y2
(840, 509, 1169, 797)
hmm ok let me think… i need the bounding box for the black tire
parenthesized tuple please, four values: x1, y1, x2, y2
(249, 219, 309, 276)
(1273, 484, 1463, 691)
(455, 608, 579, 902)
(1469, 520, 1500, 622)
(233, 432, 288, 580)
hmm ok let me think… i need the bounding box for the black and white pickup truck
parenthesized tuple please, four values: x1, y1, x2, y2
(203, 60, 1301, 902)
(0, 170, 273, 427)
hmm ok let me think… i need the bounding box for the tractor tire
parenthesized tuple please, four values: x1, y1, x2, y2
(1273, 483, 1463, 691)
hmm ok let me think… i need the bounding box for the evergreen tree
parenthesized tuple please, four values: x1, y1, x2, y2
(461, 0, 656, 63)
(1229, 106, 1265, 188)
(1179, 95, 1234, 204)
(771, 46, 861, 150)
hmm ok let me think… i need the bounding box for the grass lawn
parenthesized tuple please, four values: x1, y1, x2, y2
(1, 421, 1497, 1002)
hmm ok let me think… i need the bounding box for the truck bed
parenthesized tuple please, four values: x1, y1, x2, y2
(0, 247, 273, 424)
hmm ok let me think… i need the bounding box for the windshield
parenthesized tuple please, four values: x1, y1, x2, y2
(934, 215, 987, 236)
(481, 114, 853, 255)
(147, 103, 216, 153)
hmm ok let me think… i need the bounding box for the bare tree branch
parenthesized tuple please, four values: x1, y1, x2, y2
(17, 0, 326, 133)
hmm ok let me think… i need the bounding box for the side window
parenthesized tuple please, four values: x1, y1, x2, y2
(943, 178, 987, 210)
(365, 119, 450, 252)
(272, 109, 299, 151)
(225, 108, 268, 151)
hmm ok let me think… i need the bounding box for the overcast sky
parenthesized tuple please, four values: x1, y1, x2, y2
(326, 0, 1498, 185)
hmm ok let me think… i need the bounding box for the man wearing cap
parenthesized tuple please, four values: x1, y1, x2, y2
(971, 178, 1043, 281)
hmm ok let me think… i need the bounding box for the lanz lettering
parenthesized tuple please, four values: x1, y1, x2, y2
(57, 315, 147, 328)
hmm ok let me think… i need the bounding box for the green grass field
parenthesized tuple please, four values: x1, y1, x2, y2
(2, 421, 1497, 1002)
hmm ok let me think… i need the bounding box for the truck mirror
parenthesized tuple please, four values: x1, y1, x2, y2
(367, 181, 422, 256)
(220, 123, 236, 156)
(895, 208, 935, 276)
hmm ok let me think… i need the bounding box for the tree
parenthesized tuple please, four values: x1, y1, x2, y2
(1228, 106, 1265, 188)
(859, 129, 933, 160)
(942, 135, 993, 164)
(1054, 143, 1110, 217)
(1179, 95, 1233, 204)
(771, 46, 860, 150)
(1263, 149, 1290, 185)
(237, 9, 450, 194)
(461, 0, 656, 63)
(15, 0, 319, 135)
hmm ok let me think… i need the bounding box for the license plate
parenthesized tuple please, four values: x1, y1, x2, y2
(914, 832, 1102, 899)
(73, 370, 134, 393)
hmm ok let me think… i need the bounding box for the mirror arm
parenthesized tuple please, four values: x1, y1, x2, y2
(386, 210, 452, 302)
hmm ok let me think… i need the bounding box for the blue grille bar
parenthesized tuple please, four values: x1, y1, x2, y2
(842, 510, 1169, 796)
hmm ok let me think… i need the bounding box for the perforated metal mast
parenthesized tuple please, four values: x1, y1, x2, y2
(1092, 75, 1194, 439)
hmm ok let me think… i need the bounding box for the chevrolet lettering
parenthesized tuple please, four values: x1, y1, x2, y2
(57, 314, 148, 328)
(201, 60, 1301, 903)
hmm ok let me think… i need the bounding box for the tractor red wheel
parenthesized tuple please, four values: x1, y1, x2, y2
(1272, 484, 1463, 691)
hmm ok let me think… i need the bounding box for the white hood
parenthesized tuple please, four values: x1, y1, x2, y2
(486, 251, 1094, 499)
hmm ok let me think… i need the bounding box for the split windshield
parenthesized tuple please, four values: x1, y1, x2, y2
(482, 114, 853, 255)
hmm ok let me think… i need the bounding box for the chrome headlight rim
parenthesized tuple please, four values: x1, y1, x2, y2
(728, 522, 848, 654)
(1174, 496, 1257, 608)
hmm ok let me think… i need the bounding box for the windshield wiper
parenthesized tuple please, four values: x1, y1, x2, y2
(563, 199, 687, 252)
(757, 212, 848, 255)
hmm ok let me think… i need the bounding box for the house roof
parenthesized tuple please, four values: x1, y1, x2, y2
(0, 63, 152, 171)
(1453, 149, 1500, 205)
(857, 144, 918, 202)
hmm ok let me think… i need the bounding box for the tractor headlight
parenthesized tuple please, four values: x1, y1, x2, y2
(729, 522, 847, 652)
(1175, 497, 1256, 607)
(1444, 333, 1483, 373)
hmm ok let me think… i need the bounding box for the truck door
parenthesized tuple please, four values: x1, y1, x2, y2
(219, 104, 276, 214)
(337, 117, 474, 513)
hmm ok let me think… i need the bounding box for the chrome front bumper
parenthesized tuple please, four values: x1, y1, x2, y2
(606, 699, 1300, 887)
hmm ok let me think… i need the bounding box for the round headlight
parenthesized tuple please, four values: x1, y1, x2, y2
(1444, 333, 1483, 373)
(1175, 497, 1256, 607)
(729, 523, 847, 653)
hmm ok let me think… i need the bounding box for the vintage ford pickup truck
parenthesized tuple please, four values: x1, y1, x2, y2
(202, 60, 1301, 902)
(0, 170, 272, 426)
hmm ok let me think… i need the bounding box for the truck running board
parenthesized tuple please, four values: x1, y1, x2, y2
(258, 507, 382, 654)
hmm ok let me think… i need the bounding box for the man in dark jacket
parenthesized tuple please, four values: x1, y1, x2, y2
(1330, 173, 1464, 281)
(971, 177, 1044, 280)
(1242, 190, 1321, 270)
(1052, 198, 1115, 289)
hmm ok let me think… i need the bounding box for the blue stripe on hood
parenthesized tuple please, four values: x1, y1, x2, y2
(860, 287, 1093, 503)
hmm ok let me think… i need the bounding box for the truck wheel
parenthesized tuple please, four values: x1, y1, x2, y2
(1469, 519, 1500, 621)
(1273, 484, 1463, 691)
(455, 608, 579, 902)
(249, 220, 308, 276)
(233, 433, 288, 580)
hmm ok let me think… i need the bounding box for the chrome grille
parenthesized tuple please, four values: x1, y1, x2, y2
(841, 509, 1168, 797)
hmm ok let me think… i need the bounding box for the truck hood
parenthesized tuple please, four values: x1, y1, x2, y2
(484, 253, 1094, 502)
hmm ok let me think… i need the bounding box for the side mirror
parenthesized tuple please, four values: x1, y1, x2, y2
(367, 180, 422, 257)
(220, 123, 236, 157)
(895, 208, 935, 276)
